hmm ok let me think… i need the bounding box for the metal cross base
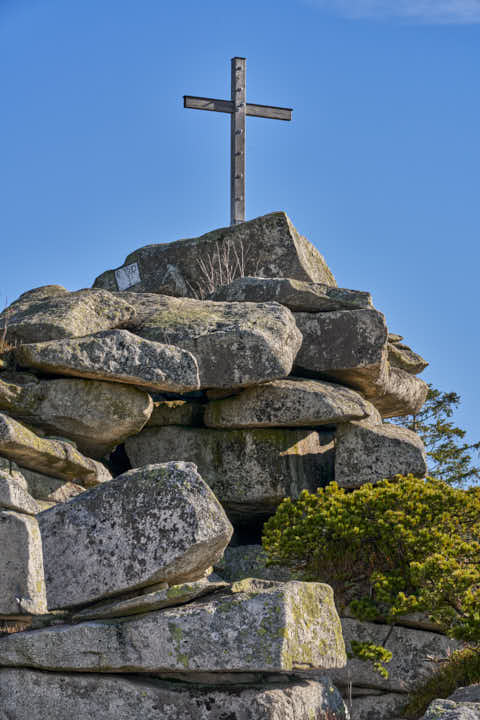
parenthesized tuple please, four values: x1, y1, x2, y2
(184, 57, 292, 226)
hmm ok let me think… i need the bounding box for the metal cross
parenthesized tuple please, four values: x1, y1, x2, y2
(184, 57, 292, 226)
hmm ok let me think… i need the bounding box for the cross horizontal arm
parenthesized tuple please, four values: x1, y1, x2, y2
(184, 95, 292, 121)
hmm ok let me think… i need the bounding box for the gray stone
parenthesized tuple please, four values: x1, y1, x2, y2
(373, 366, 429, 419)
(329, 617, 460, 694)
(20, 467, 87, 504)
(421, 699, 480, 719)
(125, 427, 334, 519)
(0, 471, 39, 514)
(92, 211, 337, 297)
(211, 276, 371, 311)
(38, 462, 233, 609)
(215, 545, 295, 583)
(0, 374, 153, 459)
(122, 293, 302, 389)
(388, 333, 404, 343)
(0, 670, 350, 720)
(0, 579, 346, 673)
(335, 421, 427, 488)
(204, 377, 379, 429)
(349, 693, 407, 720)
(0, 511, 47, 615)
(450, 687, 480, 703)
(15, 329, 200, 394)
(388, 342, 428, 375)
(0, 287, 136, 345)
(71, 578, 228, 621)
(294, 309, 389, 397)
(148, 399, 205, 427)
(0, 414, 112, 486)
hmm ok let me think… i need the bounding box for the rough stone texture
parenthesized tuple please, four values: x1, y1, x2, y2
(0, 670, 350, 720)
(450, 687, 480, 703)
(20, 467, 86, 504)
(294, 309, 389, 397)
(349, 693, 407, 720)
(0, 579, 346, 674)
(0, 374, 153, 458)
(373, 366, 429, 419)
(71, 579, 228, 621)
(0, 471, 39, 514)
(121, 293, 302, 389)
(421, 699, 480, 719)
(38, 462, 233, 609)
(329, 617, 460, 694)
(0, 287, 136, 345)
(211, 276, 371, 312)
(0, 510, 47, 615)
(204, 377, 379, 429)
(125, 427, 334, 519)
(0, 414, 111, 486)
(15, 329, 200, 394)
(148, 399, 205, 427)
(388, 341, 429, 375)
(92, 212, 337, 296)
(335, 421, 427, 488)
(215, 545, 295, 583)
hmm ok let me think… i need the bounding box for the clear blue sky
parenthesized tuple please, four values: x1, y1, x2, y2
(1, 0, 479, 447)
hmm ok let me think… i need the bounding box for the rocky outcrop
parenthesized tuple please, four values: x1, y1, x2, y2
(372, 365, 429, 418)
(92, 212, 337, 296)
(38, 462, 233, 609)
(388, 341, 429, 375)
(421, 699, 480, 719)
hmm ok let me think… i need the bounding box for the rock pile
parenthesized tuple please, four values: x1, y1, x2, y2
(0, 211, 434, 719)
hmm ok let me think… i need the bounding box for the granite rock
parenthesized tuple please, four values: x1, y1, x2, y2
(388, 341, 428, 375)
(421, 699, 480, 719)
(0, 471, 39, 515)
(148, 399, 205, 427)
(19, 467, 85, 504)
(215, 544, 295, 583)
(373, 366, 429, 419)
(349, 692, 407, 720)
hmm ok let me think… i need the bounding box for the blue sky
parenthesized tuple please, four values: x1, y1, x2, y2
(1, 0, 479, 448)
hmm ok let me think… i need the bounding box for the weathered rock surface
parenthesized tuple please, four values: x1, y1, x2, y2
(421, 699, 480, 719)
(125, 427, 334, 519)
(294, 309, 389, 396)
(0, 374, 153, 458)
(121, 293, 302, 389)
(0, 414, 111, 486)
(329, 617, 460, 694)
(349, 692, 407, 720)
(204, 377, 379, 429)
(15, 329, 200, 394)
(0, 287, 135, 345)
(38, 462, 233, 609)
(0, 471, 39, 514)
(211, 276, 370, 312)
(148, 399, 205, 426)
(71, 578, 228, 621)
(0, 511, 47, 615)
(0, 670, 350, 720)
(388, 341, 428, 375)
(92, 212, 337, 296)
(335, 421, 427, 488)
(373, 366, 429, 418)
(215, 545, 295, 583)
(19, 467, 85, 504)
(450, 687, 480, 703)
(0, 579, 346, 673)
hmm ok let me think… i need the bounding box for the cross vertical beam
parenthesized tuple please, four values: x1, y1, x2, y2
(230, 57, 246, 226)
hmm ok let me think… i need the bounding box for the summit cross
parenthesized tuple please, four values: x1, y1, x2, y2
(184, 57, 292, 227)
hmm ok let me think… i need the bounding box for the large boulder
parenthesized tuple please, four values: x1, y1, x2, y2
(0, 373, 153, 459)
(0, 414, 111, 486)
(0, 287, 135, 345)
(204, 377, 379, 429)
(38, 462, 233, 609)
(0, 510, 47, 615)
(421, 699, 480, 719)
(293, 309, 389, 397)
(335, 421, 427, 488)
(120, 293, 302, 389)
(372, 366, 429, 419)
(92, 212, 337, 296)
(125, 427, 334, 519)
(15, 330, 200, 394)
(211, 276, 370, 311)
(0, 579, 346, 674)
(0, 670, 349, 720)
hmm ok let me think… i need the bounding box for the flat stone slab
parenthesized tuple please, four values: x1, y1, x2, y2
(0, 579, 346, 674)
(92, 211, 337, 296)
(0, 373, 153, 459)
(121, 293, 302, 389)
(204, 377, 379, 429)
(373, 366, 429, 419)
(15, 329, 200, 394)
(421, 699, 480, 719)
(19, 467, 86, 504)
(211, 276, 371, 312)
(215, 544, 295, 583)
(335, 421, 427, 488)
(293, 309, 389, 396)
(388, 341, 428, 375)
(0, 471, 39, 515)
(0, 414, 112, 486)
(125, 427, 334, 519)
(350, 692, 407, 720)
(0, 287, 136, 345)
(38, 462, 233, 609)
(0, 670, 350, 720)
(0, 511, 47, 615)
